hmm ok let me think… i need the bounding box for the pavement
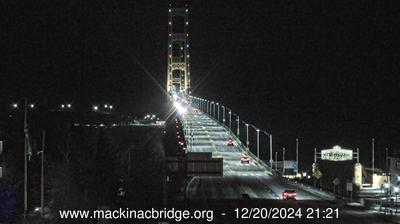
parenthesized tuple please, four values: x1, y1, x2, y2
(176, 103, 398, 223)
(181, 106, 324, 201)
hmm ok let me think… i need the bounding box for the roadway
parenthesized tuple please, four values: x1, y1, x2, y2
(181, 105, 323, 201)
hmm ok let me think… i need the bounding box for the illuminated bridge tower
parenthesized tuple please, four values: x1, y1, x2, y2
(167, 4, 191, 95)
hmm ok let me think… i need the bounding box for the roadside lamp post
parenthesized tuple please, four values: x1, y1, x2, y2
(211, 102, 214, 119)
(245, 123, 249, 149)
(395, 187, 399, 213)
(282, 147, 286, 175)
(216, 103, 220, 122)
(222, 105, 225, 125)
(229, 110, 232, 130)
(296, 138, 299, 175)
(269, 135, 273, 168)
(236, 115, 240, 138)
(256, 129, 260, 158)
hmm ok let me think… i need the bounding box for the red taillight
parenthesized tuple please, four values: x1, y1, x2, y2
(284, 192, 296, 197)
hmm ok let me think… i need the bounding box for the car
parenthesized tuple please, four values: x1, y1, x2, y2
(240, 156, 251, 164)
(227, 139, 235, 146)
(282, 189, 297, 200)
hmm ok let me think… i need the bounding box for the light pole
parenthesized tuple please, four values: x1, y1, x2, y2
(395, 187, 399, 213)
(282, 147, 286, 175)
(386, 147, 389, 173)
(256, 129, 260, 158)
(236, 115, 240, 138)
(210, 102, 214, 117)
(372, 138, 375, 176)
(296, 138, 299, 175)
(269, 135, 273, 167)
(40, 130, 45, 218)
(217, 103, 220, 122)
(23, 97, 28, 220)
(275, 151, 278, 170)
(222, 105, 225, 125)
(245, 123, 249, 149)
(229, 110, 232, 130)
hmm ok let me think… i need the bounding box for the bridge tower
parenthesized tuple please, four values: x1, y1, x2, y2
(167, 3, 190, 95)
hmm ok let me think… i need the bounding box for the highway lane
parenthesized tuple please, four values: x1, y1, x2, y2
(175, 102, 394, 224)
(181, 106, 322, 201)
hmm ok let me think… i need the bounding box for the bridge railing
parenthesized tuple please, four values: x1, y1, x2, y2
(188, 96, 276, 174)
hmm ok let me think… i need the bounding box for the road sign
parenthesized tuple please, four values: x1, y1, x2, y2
(283, 160, 298, 169)
(333, 177, 340, 186)
(347, 182, 353, 191)
(321, 146, 353, 161)
(313, 169, 322, 179)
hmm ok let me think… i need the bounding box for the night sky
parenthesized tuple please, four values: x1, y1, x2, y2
(1, 1, 399, 168)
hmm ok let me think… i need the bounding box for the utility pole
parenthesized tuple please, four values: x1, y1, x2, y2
(41, 130, 45, 218)
(296, 138, 299, 175)
(275, 151, 278, 170)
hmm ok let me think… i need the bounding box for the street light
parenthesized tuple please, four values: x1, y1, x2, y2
(236, 115, 240, 138)
(12, 103, 18, 108)
(256, 129, 260, 158)
(222, 105, 225, 125)
(60, 104, 65, 109)
(245, 123, 249, 148)
(109, 105, 113, 109)
(29, 104, 35, 108)
(67, 104, 71, 108)
(228, 110, 232, 130)
(93, 106, 99, 111)
(395, 187, 399, 213)
(216, 103, 220, 122)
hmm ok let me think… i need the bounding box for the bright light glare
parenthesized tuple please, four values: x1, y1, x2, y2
(174, 101, 187, 115)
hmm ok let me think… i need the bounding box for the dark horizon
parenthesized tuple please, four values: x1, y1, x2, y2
(1, 0, 399, 168)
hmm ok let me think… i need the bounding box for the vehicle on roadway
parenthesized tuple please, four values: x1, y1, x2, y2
(240, 156, 251, 164)
(227, 139, 235, 146)
(282, 189, 297, 200)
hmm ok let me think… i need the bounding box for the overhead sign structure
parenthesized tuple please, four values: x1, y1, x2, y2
(321, 145, 353, 161)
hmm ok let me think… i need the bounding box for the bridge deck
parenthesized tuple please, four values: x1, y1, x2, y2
(180, 105, 324, 201)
